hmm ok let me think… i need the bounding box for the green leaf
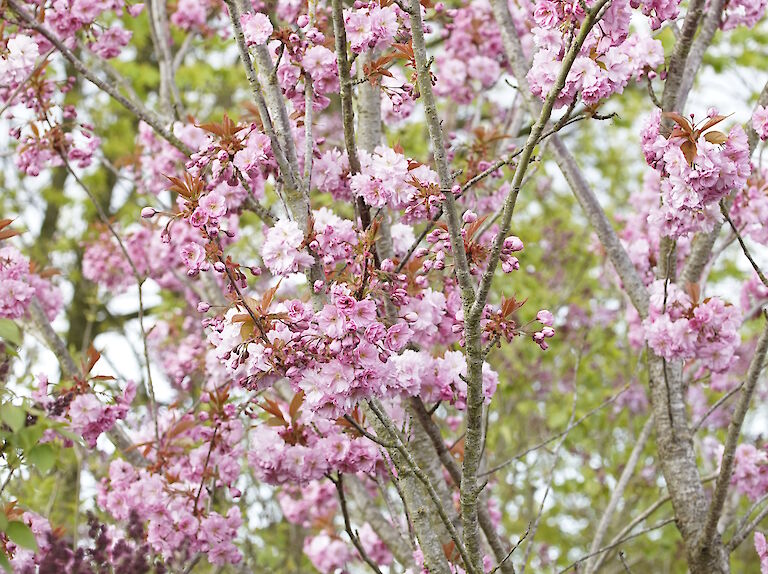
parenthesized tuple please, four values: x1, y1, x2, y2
(17, 424, 44, 451)
(0, 552, 11, 573)
(27, 444, 55, 474)
(5, 521, 37, 551)
(0, 512, 7, 531)
(0, 404, 26, 433)
(0, 319, 21, 347)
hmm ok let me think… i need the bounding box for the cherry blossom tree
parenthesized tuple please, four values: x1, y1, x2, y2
(1, 0, 768, 572)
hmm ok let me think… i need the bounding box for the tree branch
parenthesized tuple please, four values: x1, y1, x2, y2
(557, 518, 676, 573)
(727, 498, 768, 552)
(488, 0, 649, 318)
(585, 416, 654, 573)
(25, 300, 148, 468)
(590, 472, 719, 572)
(410, 397, 516, 574)
(6, 0, 193, 156)
(700, 314, 768, 552)
(368, 399, 479, 574)
(332, 474, 385, 574)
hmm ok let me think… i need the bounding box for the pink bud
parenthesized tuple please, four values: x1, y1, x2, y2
(127, 3, 145, 16)
(141, 206, 157, 219)
(536, 310, 554, 326)
(197, 302, 211, 313)
(462, 210, 478, 224)
(504, 236, 524, 252)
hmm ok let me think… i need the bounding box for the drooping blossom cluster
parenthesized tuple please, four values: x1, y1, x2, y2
(33, 366, 136, 448)
(1, 22, 118, 175)
(756, 532, 768, 574)
(730, 168, 768, 246)
(247, 404, 381, 485)
(343, 2, 400, 54)
(642, 281, 741, 373)
(0, 244, 61, 321)
(241, 12, 274, 46)
(350, 145, 442, 221)
(304, 532, 355, 573)
(630, 0, 681, 30)
(753, 105, 768, 141)
(433, 2, 505, 104)
(641, 109, 751, 238)
(615, 173, 693, 285)
(730, 443, 768, 501)
(98, 404, 246, 566)
(148, 319, 208, 390)
(65, 384, 136, 447)
(0, 34, 38, 86)
(705, 439, 768, 504)
(4, 0, 768, 571)
(260, 218, 315, 276)
(206, 283, 500, 413)
(527, 0, 665, 108)
(277, 481, 338, 527)
(718, 0, 768, 31)
(8, 510, 157, 573)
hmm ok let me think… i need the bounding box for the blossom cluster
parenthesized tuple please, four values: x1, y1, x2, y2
(98, 408, 246, 566)
(344, 2, 400, 54)
(351, 145, 442, 221)
(527, 0, 665, 108)
(0, 244, 61, 321)
(719, 0, 768, 31)
(730, 443, 768, 501)
(756, 532, 768, 574)
(433, 2, 505, 104)
(0, 34, 38, 86)
(34, 373, 136, 448)
(630, 0, 681, 30)
(641, 109, 751, 238)
(8, 510, 155, 573)
(206, 282, 498, 413)
(642, 281, 741, 373)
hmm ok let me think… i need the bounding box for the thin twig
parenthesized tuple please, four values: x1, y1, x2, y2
(520, 361, 580, 572)
(343, 414, 396, 449)
(590, 472, 718, 572)
(585, 415, 654, 573)
(727, 500, 768, 551)
(61, 156, 160, 442)
(487, 524, 531, 574)
(618, 550, 633, 573)
(692, 382, 744, 433)
(331, 474, 385, 574)
(6, 0, 192, 155)
(0, 48, 55, 117)
(367, 399, 481, 574)
(720, 201, 768, 288)
(556, 518, 675, 573)
(701, 314, 768, 551)
(480, 384, 629, 477)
